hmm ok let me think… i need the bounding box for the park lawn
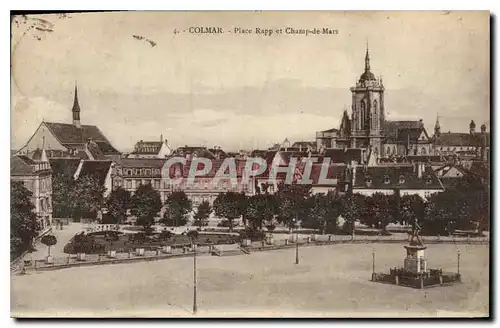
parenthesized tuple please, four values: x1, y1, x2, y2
(11, 243, 489, 318)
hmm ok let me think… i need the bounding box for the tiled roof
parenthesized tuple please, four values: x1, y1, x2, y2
(167, 159, 248, 179)
(115, 157, 166, 169)
(11, 156, 35, 176)
(48, 158, 81, 176)
(291, 141, 316, 149)
(321, 148, 363, 164)
(319, 128, 339, 133)
(434, 132, 490, 147)
(131, 141, 163, 155)
(77, 160, 112, 185)
(353, 164, 443, 190)
(95, 141, 120, 155)
(44, 122, 119, 154)
(172, 146, 216, 159)
(86, 141, 106, 160)
(383, 120, 422, 141)
(396, 127, 429, 144)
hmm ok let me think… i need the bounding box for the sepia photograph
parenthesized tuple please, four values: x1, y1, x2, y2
(10, 11, 490, 318)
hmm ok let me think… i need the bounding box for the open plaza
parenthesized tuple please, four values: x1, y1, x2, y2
(11, 242, 489, 318)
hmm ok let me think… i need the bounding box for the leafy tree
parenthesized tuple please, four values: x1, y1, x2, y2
(245, 193, 277, 231)
(105, 187, 131, 224)
(193, 200, 211, 227)
(302, 191, 342, 234)
(72, 174, 106, 221)
(162, 191, 192, 227)
(339, 193, 368, 238)
(399, 194, 426, 226)
(365, 193, 397, 232)
(52, 172, 75, 218)
(131, 183, 162, 230)
(237, 192, 249, 226)
(40, 234, 57, 257)
(275, 182, 312, 232)
(213, 192, 245, 232)
(11, 181, 39, 257)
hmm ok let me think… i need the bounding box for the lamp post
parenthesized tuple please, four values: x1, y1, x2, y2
(372, 249, 376, 279)
(293, 218, 299, 265)
(192, 239, 198, 315)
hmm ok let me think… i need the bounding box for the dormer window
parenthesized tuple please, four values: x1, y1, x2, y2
(365, 176, 372, 187)
(399, 175, 406, 184)
(383, 175, 391, 185)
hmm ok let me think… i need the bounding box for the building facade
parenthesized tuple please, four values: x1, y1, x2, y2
(11, 153, 53, 235)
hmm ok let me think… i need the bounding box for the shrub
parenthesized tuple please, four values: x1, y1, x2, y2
(217, 220, 231, 228)
(266, 224, 276, 232)
(239, 227, 265, 241)
(187, 230, 199, 240)
(101, 213, 118, 224)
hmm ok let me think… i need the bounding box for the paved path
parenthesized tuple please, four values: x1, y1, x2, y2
(24, 222, 85, 261)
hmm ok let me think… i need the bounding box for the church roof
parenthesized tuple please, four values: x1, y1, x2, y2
(434, 132, 490, 147)
(360, 70, 376, 81)
(43, 122, 119, 154)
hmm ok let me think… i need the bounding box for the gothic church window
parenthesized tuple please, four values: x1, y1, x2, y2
(360, 100, 366, 129)
(373, 100, 378, 129)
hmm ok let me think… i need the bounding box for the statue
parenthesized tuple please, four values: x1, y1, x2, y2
(409, 218, 424, 246)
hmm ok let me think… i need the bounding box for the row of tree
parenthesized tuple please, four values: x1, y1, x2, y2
(11, 170, 489, 258)
(102, 173, 489, 237)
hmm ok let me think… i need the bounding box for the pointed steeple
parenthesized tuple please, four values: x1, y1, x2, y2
(434, 114, 441, 138)
(359, 43, 376, 82)
(365, 42, 371, 72)
(72, 81, 81, 128)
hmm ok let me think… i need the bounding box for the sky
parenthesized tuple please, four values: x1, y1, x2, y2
(11, 11, 490, 152)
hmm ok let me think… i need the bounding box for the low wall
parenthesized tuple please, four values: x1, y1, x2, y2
(12, 236, 489, 274)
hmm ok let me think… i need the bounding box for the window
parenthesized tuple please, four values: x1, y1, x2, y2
(383, 175, 391, 185)
(365, 176, 372, 187)
(145, 169, 151, 176)
(425, 176, 433, 184)
(399, 175, 406, 184)
(421, 147, 427, 155)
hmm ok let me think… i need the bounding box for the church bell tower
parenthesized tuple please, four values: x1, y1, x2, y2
(349, 45, 385, 156)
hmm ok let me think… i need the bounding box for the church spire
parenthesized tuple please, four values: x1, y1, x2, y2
(72, 81, 81, 128)
(434, 113, 441, 138)
(359, 43, 376, 82)
(365, 42, 371, 72)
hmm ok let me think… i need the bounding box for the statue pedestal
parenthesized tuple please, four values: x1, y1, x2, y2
(404, 245, 427, 274)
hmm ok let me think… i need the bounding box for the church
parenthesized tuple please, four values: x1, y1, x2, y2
(16, 84, 120, 161)
(316, 47, 432, 160)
